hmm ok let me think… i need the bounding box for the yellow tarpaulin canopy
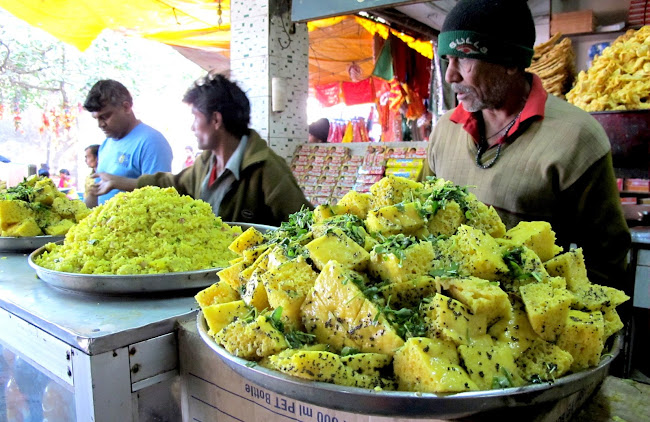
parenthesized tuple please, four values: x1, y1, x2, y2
(0, 0, 231, 52)
(0, 1, 432, 88)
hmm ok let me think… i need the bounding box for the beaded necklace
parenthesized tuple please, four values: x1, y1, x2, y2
(475, 110, 522, 169)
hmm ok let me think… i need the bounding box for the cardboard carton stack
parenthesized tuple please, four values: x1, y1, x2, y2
(354, 145, 427, 193)
(550, 10, 595, 35)
(291, 145, 361, 205)
(292, 144, 428, 204)
(629, 0, 650, 26)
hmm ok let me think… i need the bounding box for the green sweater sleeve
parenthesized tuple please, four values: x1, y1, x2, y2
(555, 152, 631, 289)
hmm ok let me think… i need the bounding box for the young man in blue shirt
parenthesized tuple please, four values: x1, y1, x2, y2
(83, 79, 173, 207)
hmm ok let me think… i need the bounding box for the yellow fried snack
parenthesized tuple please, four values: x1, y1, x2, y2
(567, 25, 650, 111)
(527, 35, 576, 99)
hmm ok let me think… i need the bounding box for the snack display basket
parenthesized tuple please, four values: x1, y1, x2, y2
(197, 311, 622, 419)
(0, 235, 64, 252)
(27, 222, 276, 295)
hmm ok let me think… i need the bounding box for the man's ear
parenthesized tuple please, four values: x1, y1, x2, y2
(212, 111, 223, 129)
(506, 66, 522, 76)
(121, 101, 134, 113)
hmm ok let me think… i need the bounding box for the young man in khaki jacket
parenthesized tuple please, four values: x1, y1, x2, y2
(90, 74, 312, 226)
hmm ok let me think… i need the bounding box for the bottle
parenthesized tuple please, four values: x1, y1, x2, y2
(42, 380, 74, 422)
(4, 376, 30, 422)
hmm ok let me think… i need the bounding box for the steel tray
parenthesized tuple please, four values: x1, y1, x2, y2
(0, 235, 64, 252)
(26, 222, 276, 295)
(197, 311, 622, 419)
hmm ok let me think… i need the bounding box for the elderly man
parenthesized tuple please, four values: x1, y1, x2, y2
(84, 79, 173, 207)
(426, 0, 630, 287)
(92, 73, 312, 226)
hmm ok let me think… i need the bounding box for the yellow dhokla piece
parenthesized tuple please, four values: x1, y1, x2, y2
(215, 313, 288, 360)
(228, 226, 265, 255)
(427, 200, 465, 237)
(241, 243, 270, 265)
(544, 248, 591, 291)
(264, 349, 393, 389)
(488, 299, 542, 358)
(217, 261, 247, 292)
(571, 283, 630, 312)
(437, 276, 512, 326)
(312, 204, 339, 223)
(520, 282, 573, 342)
(195, 281, 240, 308)
(464, 193, 507, 238)
(557, 310, 605, 371)
(365, 202, 426, 236)
(44, 219, 75, 236)
(305, 228, 370, 271)
(503, 221, 564, 262)
(516, 339, 574, 383)
(368, 240, 435, 284)
(0, 200, 35, 230)
(51, 197, 91, 222)
(422, 293, 487, 346)
(349, 299, 405, 355)
(265, 244, 292, 271)
(203, 300, 250, 336)
(336, 190, 373, 220)
(602, 306, 624, 341)
(241, 268, 270, 311)
(394, 337, 478, 393)
(301, 261, 404, 355)
(2, 218, 43, 237)
(261, 258, 318, 329)
(369, 175, 423, 208)
(458, 336, 524, 390)
(378, 276, 438, 309)
(500, 245, 553, 291)
(438, 225, 509, 281)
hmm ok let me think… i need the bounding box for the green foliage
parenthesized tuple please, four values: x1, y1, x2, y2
(503, 247, 543, 282)
(267, 307, 316, 348)
(372, 233, 419, 266)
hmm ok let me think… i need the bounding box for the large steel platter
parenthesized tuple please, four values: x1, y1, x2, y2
(0, 235, 64, 252)
(27, 222, 275, 295)
(197, 311, 622, 419)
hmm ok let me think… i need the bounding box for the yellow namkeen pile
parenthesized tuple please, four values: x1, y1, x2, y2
(195, 176, 628, 394)
(34, 186, 241, 274)
(567, 25, 650, 111)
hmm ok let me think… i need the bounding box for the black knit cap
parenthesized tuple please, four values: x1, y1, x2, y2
(438, 0, 536, 68)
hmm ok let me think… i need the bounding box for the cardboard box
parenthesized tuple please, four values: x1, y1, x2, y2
(624, 178, 650, 192)
(551, 10, 595, 35)
(629, 0, 650, 26)
(180, 320, 597, 422)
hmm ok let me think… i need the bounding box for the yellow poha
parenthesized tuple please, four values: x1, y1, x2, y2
(34, 186, 242, 274)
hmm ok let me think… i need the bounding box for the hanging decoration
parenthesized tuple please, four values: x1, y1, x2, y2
(348, 62, 363, 82)
(216, 0, 223, 27)
(12, 101, 22, 133)
(39, 104, 79, 137)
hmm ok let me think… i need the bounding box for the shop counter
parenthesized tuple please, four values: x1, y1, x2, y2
(0, 252, 199, 421)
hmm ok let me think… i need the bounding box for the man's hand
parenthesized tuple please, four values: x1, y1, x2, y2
(89, 172, 138, 196)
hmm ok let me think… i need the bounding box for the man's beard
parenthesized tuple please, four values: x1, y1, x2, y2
(451, 78, 510, 112)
